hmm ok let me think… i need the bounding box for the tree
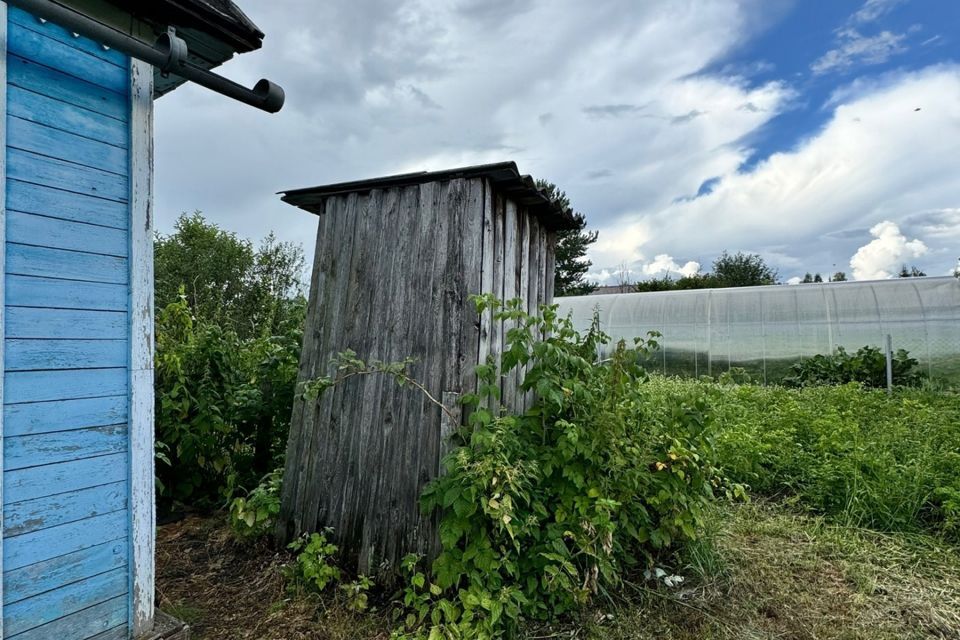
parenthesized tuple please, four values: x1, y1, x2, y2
(634, 275, 676, 292)
(154, 214, 309, 502)
(898, 264, 926, 278)
(711, 251, 778, 287)
(801, 272, 814, 284)
(155, 212, 306, 338)
(830, 271, 848, 282)
(536, 180, 598, 296)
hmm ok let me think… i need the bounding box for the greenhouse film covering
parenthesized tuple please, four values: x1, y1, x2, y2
(556, 276, 960, 384)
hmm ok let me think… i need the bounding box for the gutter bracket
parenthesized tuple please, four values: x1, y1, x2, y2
(155, 27, 188, 77)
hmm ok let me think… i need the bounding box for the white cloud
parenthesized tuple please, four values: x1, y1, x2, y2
(596, 65, 960, 279)
(849, 221, 927, 280)
(642, 254, 701, 277)
(811, 28, 907, 75)
(587, 254, 701, 284)
(154, 0, 793, 266)
(787, 276, 803, 285)
(852, 0, 906, 23)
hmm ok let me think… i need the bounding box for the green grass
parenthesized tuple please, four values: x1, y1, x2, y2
(638, 377, 960, 539)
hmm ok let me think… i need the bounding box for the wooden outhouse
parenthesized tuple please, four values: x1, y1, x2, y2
(277, 162, 576, 575)
(0, 1, 281, 637)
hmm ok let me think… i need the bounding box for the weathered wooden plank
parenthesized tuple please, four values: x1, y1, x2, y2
(525, 216, 542, 408)
(4, 480, 126, 537)
(86, 625, 129, 640)
(6, 338, 127, 371)
(4, 566, 127, 637)
(536, 224, 547, 332)
(502, 197, 521, 409)
(327, 189, 376, 553)
(437, 179, 464, 421)
(349, 189, 389, 569)
(515, 209, 529, 410)
(6, 308, 127, 339)
(489, 192, 505, 411)
(376, 184, 423, 570)
(7, 18, 128, 94)
(4, 424, 127, 470)
(278, 204, 327, 541)
(7, 148, 128, 203)
(5, 273, 125, 312)
(7, 594, 127, 640)
(129, 56, 156, 636)
(457, 178, 485, 403)
(438, 392, 461, 476)
(3, 453, 127, 503)
(411, 179, 445, 558)
(545, 231, 557, 303)
(7, 179, 128, 228)
(4, 395, 127, 438)
(7, 116, 127, 175)
(8, 7, 129, 68)
(362, 187, 410, 571)
(1, 8, 9, 624)
(4, 510, 128, 571)
(7, 54, 128, 121)
(477, 180, 494, 381)
(299, 194, 358, 540)
(6, 243, 128, 284)
(7, 82, 127, 146)
(8, 211, 128, 257)
(3, 538, 127, 605)
(5, 369, 128, 404)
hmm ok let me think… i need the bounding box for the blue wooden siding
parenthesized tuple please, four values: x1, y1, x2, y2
(3, 7, 132, 640)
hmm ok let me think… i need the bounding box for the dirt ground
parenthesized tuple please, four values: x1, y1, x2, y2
(155, 515, 390, 640)
(156, 503, 960, 640)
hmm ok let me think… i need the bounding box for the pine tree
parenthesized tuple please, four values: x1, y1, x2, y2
(536, 180, 599, 296)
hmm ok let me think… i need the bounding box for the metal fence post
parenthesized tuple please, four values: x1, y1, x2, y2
(885, 334, 893, 394)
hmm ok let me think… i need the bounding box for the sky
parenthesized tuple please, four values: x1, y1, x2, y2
(154, 0, 960, 286)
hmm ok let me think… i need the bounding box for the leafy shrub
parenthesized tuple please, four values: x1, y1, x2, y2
(229, 469, 283, 540)
(155, 291, 303, 505)
(395, 297, 727, 638)
(782, 345, 922, 388)
(340, 576, 375, 612)
(643, 378, 960, 538)
(287, 529, 342, 592)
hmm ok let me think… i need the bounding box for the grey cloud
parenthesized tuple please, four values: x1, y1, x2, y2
(455, 0, 536, 27)
(902, 209, 960, 238)
(823, 228, 870, 240)
(670, 109, 706, 125)
(582, 103, 645, 119)
(586, 169, 613, 179)
(409, 85, 442, 110)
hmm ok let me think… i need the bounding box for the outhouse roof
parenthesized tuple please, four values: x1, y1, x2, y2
(280, 162, 579, 231)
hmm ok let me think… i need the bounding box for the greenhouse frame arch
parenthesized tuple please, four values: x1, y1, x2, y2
(557, 276, 960, 384)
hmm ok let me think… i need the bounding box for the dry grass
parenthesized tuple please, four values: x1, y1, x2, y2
(155, 502, 960, 639)
(590, 501, 960, 640)
(155, 515, 391, 640)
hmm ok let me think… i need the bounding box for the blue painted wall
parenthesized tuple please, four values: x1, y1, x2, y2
(3, 7, 132, 639)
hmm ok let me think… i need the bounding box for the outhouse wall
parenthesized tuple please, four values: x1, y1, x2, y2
(279, 174, 558, 577)
(1, 5, 154, 638)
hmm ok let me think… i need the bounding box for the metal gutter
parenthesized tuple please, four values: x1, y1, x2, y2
(7, 0, 284, 113)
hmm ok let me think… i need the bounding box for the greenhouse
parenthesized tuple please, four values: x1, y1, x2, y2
(557, 276, 960, 384)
